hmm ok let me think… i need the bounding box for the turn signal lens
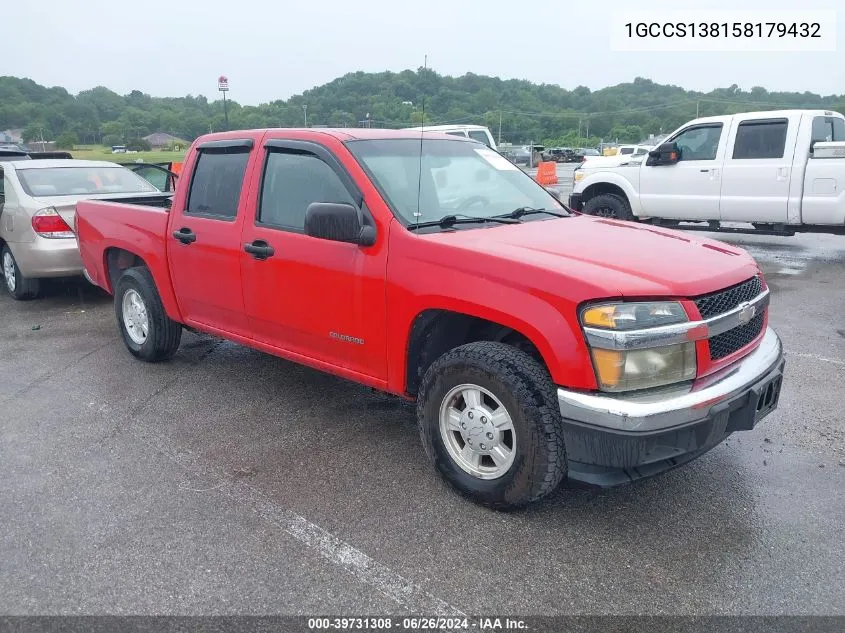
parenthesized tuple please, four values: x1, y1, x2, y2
(581, 302, 688, 331)
(32, 207, 74, 239)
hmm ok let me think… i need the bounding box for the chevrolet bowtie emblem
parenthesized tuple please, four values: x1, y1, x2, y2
(737, 302, 756, 325)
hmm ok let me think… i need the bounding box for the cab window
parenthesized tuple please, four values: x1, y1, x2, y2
(672, 124, 723, 161)
(186, 149, 250, 219)
(258, 150, 354, 232)
(732, 119, 788, 159)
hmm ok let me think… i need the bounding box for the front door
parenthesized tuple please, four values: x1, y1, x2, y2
(239, 139, 388, 380)
(167, 138, 255, 336)
(638, 123, 725, 220)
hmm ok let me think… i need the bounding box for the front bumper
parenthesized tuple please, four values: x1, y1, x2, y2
(557, 327, 784, 486)
(568, 192, 583, 211)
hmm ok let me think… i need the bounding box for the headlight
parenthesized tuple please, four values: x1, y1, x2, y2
(573, 170, 585, 183)
(581, 302, 696, 392)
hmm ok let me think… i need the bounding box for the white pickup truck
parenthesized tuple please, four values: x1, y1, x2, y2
(569, 109, 845, 236)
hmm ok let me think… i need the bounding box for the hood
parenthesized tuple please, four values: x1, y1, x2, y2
(424, 215, 760, 299)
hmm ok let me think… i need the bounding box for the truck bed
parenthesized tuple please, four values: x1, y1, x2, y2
(75, 198, 174, 302)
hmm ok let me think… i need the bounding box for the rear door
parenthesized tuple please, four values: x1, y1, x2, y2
(166, 138, 256, 336)
(638, 122, 725, 219)
(719, 115, 796, 223)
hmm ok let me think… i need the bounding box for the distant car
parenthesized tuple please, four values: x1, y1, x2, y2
(0, 159, 169, 299)
(574, 148, 601, 162)
(543, 148, 573, 163)
(507, 148, 532, 166)
(612, 144, 651, 158)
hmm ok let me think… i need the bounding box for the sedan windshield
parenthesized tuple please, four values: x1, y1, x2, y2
(346, 139, 567, 226)
(17, 166, 159, 197)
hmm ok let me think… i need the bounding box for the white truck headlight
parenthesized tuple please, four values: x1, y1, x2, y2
(581, 302, 697, 392)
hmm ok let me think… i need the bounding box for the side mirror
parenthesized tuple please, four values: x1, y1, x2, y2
(646, 141, 681, 166)
(304, 202, 376, 247)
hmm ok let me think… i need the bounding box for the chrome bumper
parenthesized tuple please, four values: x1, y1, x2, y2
(558, 327, 783, 432)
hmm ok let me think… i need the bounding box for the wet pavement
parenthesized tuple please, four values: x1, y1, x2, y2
(1, 232, 843, 616)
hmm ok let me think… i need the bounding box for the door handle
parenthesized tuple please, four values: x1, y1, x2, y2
(244, 240, 275, 260)
(173, 227, 196, 244)
(699, 169, 710, 172)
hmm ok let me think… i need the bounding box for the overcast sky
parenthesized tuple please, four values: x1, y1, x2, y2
(4, 0, 843, 103)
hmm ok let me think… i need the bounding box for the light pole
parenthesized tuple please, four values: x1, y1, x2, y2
(303, 104, 308, 127)
(218, 75, 229, 130)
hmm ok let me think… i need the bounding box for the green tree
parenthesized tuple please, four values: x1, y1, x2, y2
(22, 122, 51, 143)
(55, 131, 79, 149)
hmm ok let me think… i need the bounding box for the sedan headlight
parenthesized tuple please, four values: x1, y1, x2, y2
(581, 302, 696, 392)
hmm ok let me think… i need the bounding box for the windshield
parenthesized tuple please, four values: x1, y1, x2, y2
(346, 139, 565, 226)
(17, 165, 159, 197)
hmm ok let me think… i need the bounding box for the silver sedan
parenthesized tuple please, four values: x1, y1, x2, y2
(0, 159, 164, 299)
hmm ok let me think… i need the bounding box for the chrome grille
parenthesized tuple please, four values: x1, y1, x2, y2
(708, 312, 765, 360)
(694, 277, 766, 360)
(694, 276, 763, 319)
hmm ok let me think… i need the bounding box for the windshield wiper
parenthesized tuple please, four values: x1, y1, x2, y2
(408, 214, 521, 230)
(499, 206, 568, 219)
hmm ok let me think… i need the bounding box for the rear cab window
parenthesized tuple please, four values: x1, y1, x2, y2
(186, 140, 252, 220)
(732, 119, 788, 159)
(811, 115, 845, 145)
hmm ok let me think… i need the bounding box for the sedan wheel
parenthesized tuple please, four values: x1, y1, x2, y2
(1, 246, 40, 300)
(3, 251, 16, 293)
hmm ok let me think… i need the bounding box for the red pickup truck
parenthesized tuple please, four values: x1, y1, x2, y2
(75, 128, 785, 509)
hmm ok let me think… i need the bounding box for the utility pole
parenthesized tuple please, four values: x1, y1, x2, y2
(696, 100, 700, 118)
(577, 118, 582, 141)
(498, 110, 503, 145)
(303, 104, 308, 127)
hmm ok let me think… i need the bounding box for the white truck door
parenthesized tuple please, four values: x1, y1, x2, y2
(638, 122, 725, 219)
(800, 113, 845, 225)
(719, 115, 797, 223)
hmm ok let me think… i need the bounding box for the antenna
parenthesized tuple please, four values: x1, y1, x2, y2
(414, 54, 427, 223)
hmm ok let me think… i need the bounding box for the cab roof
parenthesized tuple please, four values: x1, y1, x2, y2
(195, 127, 476, 145)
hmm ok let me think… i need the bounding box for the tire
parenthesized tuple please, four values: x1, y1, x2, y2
(583, 193, 633, 220)
(114, 266, 182, 362)
(2, 246, 40, 300)
(417, 342, 567, 510)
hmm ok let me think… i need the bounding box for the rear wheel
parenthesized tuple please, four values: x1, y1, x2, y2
(114, 267, 182, 362)
(583, 193, 633, 220)
(2, 246, 40, 300)
(417, 342, 567, 510)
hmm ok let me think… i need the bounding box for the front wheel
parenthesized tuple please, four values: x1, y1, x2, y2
(114, 267, 182, 362)
(582, 193, 633, 220)
(2, 246, 40, 300)
(417, 342, 567, 510)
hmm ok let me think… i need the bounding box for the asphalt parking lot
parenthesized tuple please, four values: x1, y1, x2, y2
(1, 224, 844, 615)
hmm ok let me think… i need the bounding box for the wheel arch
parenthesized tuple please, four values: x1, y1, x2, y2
(404, 308, 557, 397)
(578, 171, 640, 215)
(103, 246, 183, 323)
